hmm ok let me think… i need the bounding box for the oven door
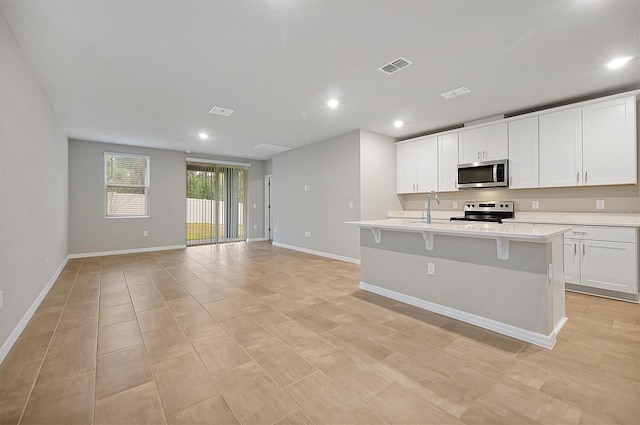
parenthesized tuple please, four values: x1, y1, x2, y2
(457, 160, 508, 188)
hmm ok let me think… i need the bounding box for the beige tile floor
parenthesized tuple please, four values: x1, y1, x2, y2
(0, 241, 638, 425)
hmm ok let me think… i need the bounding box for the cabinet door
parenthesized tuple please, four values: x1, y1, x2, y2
(458, 127, 483, 163)
(416, 137, 438, 193)
(581, 240, 638, 294)
(438, 133, 459, 192)
(396, 142, 417, 194)
(484, 123, 508, 161)
(563, 238, 581, 285)
(539, 107, 582, 187)
(508, 117, 539, 188)
(583, 96, 637, 186)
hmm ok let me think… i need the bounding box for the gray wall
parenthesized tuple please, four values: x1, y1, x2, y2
(360, 130, 402, 220)
(273, 130, 362, 260)
(0, 13, 69, 351)
(69, 140, 266, 254)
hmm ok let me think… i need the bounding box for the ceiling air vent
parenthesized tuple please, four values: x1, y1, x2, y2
(254, 144, 291, 153)
(440, 87, 471, 99)
(208, 106, 234, 116)
(378, 57, 413, 74)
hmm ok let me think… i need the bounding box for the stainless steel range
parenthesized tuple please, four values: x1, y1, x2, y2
(450, 201, 514, 223)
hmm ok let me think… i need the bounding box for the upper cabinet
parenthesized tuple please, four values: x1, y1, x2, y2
(396, 137, 438, 194)
(539, 95, 637, 188)
(539, 107, 583, 187)
(438, 133, 459, 192)
(508, 116, 539, 189)
(458, 123, 508, 164)
(582, 96, 637, 186)
(396, 90, 638, 195)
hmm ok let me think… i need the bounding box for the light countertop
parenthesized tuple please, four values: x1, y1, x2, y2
(388, 210, 640, 227)
(350, 219, 571, 242)
(505, 212, 640, 228)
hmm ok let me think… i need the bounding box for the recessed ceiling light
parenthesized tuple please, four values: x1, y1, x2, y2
(394, 120, 404, 128)
(198, 133, 209, 140)
(327, 98, 339, 108)
(607, 56, 632, 69)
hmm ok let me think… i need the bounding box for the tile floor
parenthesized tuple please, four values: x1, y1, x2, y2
(0, 241, 638, 424)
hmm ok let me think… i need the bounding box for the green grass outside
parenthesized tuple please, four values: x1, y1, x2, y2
(186, 223, 245, 241)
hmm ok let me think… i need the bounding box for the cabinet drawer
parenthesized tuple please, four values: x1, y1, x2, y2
(565, 226, 637, 243)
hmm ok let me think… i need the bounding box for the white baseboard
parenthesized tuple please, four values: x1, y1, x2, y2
(360, 281, 563, 349)
(68, 244, 187, 259)
(0, 256, 70, 365)
(248, 238, 267, 242)
(273, 242, 360, 265)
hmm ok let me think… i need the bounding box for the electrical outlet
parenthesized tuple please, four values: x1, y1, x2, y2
(143, 230, 148, 237)
(453, 201, 458, 209)
(349, 201, 354, 209)
(0, 291, 4, 310)
(304, 185, 311, 191)
(427, 263, 435, 275)
(253, 203, 257, 209)
(596, 199, 605, 210)
(304, 231, 311, 238)
(532, 200, 539, 210)
(253, 225, 257, 230)
(274, 227, 277, 233)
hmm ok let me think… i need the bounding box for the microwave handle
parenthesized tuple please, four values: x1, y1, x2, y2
(493, 164, 498, 182)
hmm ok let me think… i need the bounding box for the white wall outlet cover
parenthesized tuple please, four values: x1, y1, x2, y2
(143, 230, 148, 236)
(532, 201, 539, 209)
(304, 231, 311, 237)
(427, 263, 435, 275)
(253, 203, 257, 208)
(453, 201, 458, 209)
(0, 291, 4, 310)
(304, 185, 310, 191)
(349, 201, 354, 209)
(596, 200, 605, 210)
(253, 225, 257, 229)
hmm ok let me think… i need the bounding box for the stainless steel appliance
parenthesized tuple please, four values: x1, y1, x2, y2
(450, 201, 514, 223)
(457, 159, 508, 188)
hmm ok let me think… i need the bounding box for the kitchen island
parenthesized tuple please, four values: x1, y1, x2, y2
(349, 219, 572, 348)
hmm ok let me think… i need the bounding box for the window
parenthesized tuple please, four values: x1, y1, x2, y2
(105, 152, 150, 217)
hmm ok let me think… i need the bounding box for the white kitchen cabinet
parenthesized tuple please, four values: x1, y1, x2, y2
(582, 96, 637, 186)
(396, 137, 438, 194)
(539, 107, 582, 187)
(438, 133, 459, 192)
(458, 122, 508, 164)
(396, 142, 416, 193)
(563, 226, 638, 295)
(508, 116, 539, 188)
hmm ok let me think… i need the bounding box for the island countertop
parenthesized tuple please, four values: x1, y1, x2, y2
(349, 219, 572, 242)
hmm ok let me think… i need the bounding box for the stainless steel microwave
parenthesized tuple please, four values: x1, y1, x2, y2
(457, 159, 508, 188)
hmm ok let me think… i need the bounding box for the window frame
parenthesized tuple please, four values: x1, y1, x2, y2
(104, 152, 151, 219)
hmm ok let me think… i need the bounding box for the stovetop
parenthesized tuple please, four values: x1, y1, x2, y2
(450, 201, 514, 224)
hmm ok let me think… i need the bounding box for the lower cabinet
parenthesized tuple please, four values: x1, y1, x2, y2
(564, 226, 638, 295)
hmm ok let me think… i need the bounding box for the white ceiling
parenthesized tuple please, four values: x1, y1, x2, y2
(1, 0, 639, 160)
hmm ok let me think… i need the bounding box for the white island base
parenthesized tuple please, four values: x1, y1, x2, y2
(353, 221, 570, 349)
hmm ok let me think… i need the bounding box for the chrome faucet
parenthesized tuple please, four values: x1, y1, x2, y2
(426, 191, 440, 224)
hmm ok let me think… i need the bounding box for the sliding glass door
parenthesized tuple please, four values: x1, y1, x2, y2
(186, 162, 247, 246)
